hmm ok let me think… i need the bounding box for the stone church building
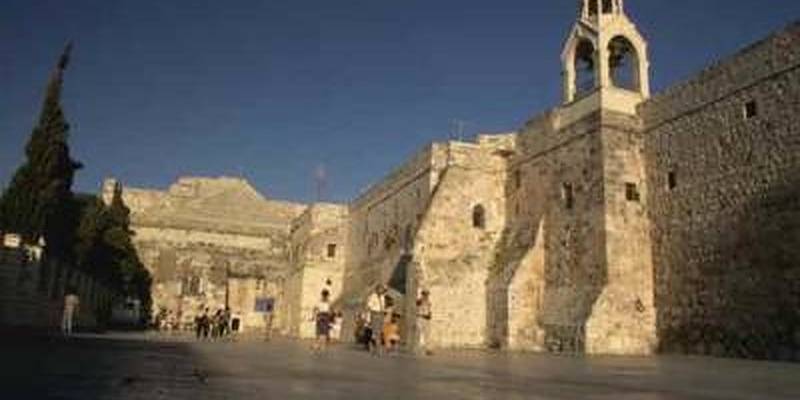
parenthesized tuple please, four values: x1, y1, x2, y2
(108, 1, 800, 359)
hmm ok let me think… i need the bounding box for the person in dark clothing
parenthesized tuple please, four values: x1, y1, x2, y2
(212, 309, 224, 339)
(196, 308, 211, 340)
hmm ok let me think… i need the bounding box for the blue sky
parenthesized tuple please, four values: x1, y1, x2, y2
(2, 0, 799, 203)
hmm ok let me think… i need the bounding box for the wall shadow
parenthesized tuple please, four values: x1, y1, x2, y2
(655, 172, 800, 361)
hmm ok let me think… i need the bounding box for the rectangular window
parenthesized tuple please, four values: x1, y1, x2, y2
(327, 243, 337, 258)
(514, 170, 522, 189)
(182, 276, 201, 296)
(562, 183, 574, 210)
(625, 182, 641, 202)
(667, 171, 677, 190)
(744, 100, 758, 120)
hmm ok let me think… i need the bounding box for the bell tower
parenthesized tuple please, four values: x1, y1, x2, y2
(561, 0, 650, 113)
(549, 1, 658, 356)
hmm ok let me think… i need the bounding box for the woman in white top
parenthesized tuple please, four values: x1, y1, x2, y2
(312, 289, 333, 351)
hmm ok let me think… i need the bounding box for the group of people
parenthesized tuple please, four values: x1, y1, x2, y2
(155, 307, 178, 332)
(194, 307, 234, 340)
(312, 284, 433, 355)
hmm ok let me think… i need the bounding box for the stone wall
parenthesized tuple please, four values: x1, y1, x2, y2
(338, 144, 441, 341)
(410, 139, 509, 349)
(0, 245, 114, 332)
(485, 105, 657, 356)
(132, 230, 290, 333)
(338, 136, 513, 349)
(588, 111, 656, 355)
(489, 110, 609, 353)
(115, 177, 307, 334)
(640, 23, 800, 360)
(286, 203, 348, 338)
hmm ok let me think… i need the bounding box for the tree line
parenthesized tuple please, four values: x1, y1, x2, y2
(0, 44, 151, 316)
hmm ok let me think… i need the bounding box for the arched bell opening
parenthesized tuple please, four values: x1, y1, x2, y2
(608, 35, 641, 92)
(574, 39, 598, 97)
(583, 0, 621, 17)
(601, 0, 613, 14)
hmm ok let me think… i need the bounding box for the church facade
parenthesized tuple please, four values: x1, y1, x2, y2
(111, 1, 800, 359)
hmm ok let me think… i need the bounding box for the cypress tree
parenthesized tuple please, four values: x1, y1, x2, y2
(0, 43, 83, 258)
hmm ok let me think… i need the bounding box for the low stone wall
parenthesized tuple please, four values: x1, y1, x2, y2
(0, 247, 114, 332)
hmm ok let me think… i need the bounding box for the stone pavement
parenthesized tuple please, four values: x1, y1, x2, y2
(2, 332, 799, 400)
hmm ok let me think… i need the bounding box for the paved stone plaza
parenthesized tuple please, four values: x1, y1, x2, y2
(2, 333, 799, 400)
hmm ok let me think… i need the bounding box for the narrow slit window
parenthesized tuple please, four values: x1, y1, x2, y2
(625, 182, 641, 202)
(327, 244, 337, 258)
(472, 205, 486, 229)
(667, 171, 677, 191)
(562, 183, 574, 210)
(744, 100, 758, 120)
(514, 170, 522, 189)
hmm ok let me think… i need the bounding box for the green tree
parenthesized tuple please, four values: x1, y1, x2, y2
(105, 184, 152, 317)
(0, 43, 82, 258)
(73, 184, 152, 321)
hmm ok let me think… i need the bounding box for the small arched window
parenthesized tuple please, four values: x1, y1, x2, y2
(574, 39, 597, 97)
(608, 36, 640, 92)
(472, 205, 486, 229)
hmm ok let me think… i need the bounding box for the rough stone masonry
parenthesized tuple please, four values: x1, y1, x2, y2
(108, 0, 800, 360)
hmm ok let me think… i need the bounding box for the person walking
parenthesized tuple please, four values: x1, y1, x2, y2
(312, 289, 333, 352)
(416, 289, 433, 355)
(196, 308, 211, 340)
(212, 309, 225, 339)
(62, 288, 80, 336)
(366, 284, 387, 354)
(194, 311, 203, 339)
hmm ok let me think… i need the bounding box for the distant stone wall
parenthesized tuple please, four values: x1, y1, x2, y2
(132, 230, 290, 333)
(114, 177, 307, 334)
(641, 23, 800, 360)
